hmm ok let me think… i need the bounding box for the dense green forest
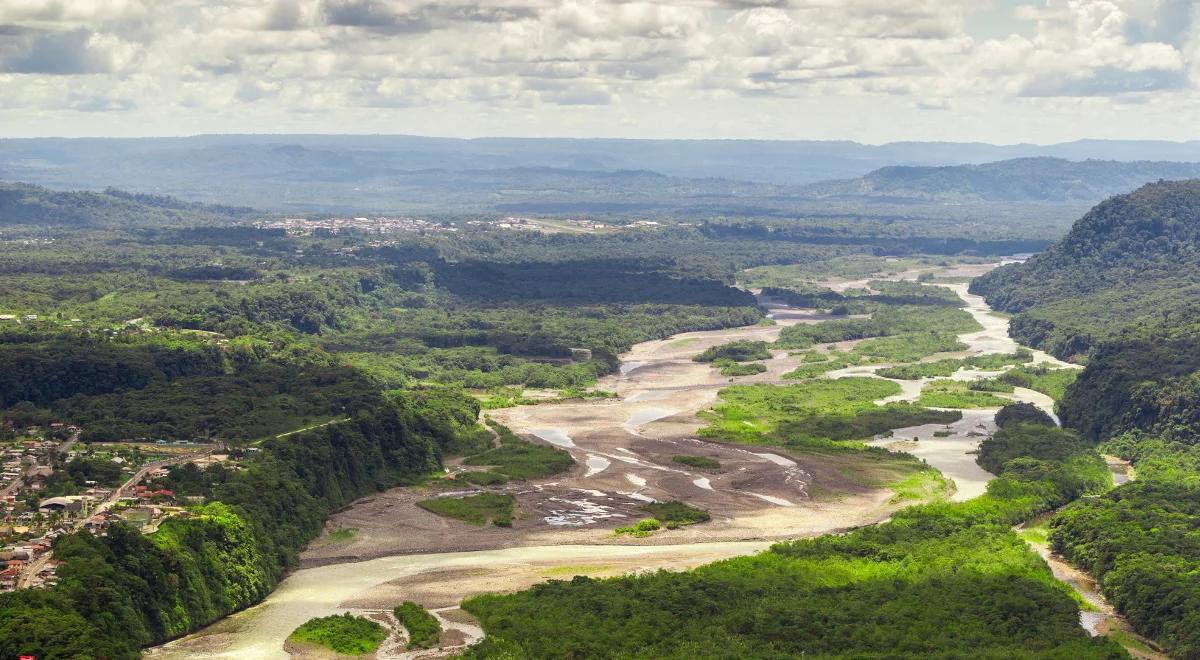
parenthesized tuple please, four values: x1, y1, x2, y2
(460, 421, 1120, 659)
(0, 388, 480, 659)
(974, 179, 1200, 657)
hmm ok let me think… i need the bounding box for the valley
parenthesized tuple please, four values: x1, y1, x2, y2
(150, 260, 1108, 659)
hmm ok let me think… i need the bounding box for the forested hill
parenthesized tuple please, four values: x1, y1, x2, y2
(971, 183, 1200, 659)
(971, 178, 1200, 442)
(801, 158, 1200, 202)
(972, 179, 1200, 354)
(0, 181, 252, 226)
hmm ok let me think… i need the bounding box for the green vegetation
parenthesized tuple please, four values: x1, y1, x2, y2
(713, 359, 767, 377)
(394, 601, 441, 649)
(887, 466, 950, 503)
(776, 304, 978, 349)
(613, 518, 661, 538)
(699, 379, 960, 449)
(999, 364, 1079, 401)
(671, 455, 720, 469)
(974, 181, 1200, 655)
(461, 421, 574, 480)
(852, 331, 967, 362)
(1049, 432, 1200, 657)
(455, 471, 510, 486)
(288, 613, 388, 655)
(877, 351, 1032, 379)
(0, 390, 479, 660)
(459, 424, 1120, 659)
(781, 350, 866, 379)
(995, 402, 1056, 429)
(327, 528, 357, 543)
(417, 493, 516, 527)
(640, 501, 711, 528)
(692, 340, 771, 363)
(918, 379, 1011, 408)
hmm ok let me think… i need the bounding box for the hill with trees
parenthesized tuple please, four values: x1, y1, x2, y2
(0, 181, 251, 226)
(802, 158, 1200, 203)
(973, 179, 1200, 656)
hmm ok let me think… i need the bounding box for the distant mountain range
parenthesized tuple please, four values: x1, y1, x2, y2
(3, 134, 1200, 213)
(800, 158, 1200, 203)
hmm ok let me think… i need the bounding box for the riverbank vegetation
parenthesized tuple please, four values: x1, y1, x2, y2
(288, 613, 387, 655)
(394, 601, 441, 649)
(1049, 432, 1200, 657)
(417, 493, 516, 527)
(460, 421, 574, 481)
(691, 340, 771, 363)
(671, 455, 720, 469)
(974, 180, 1200, 656)
(641, 501, 711, 527)
(918, 379, 1012, 408)
(700, 379, 961, 449)
(459, 422, 1122, 659)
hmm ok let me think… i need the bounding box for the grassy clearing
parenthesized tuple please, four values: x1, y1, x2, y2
(852, 332, 967, 362)
(288, 613, 388, 655)
(714, 359, 767, 377)
(888, 467, 950, 504)
(641, 501, 711, 528)
(480, 386, 617, 410)
(1000, 364, 1079, 401)
(781, 351, 867, 379)
(672, 455, 721, 469)
(693, 340, 772, 363)
(918, 380, 1011, 408)
(461, 420, 574, 479)
(417, 493, 515, 527)
(699, 379, 960, 450)
(614, 518, 661, 537)
(874, 351, 1032, 380)
(455, 470, 510, 486)
(394, 601, 441, 649)
(776, 305, 979, 350)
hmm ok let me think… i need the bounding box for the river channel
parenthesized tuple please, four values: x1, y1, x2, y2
(149, 268, 1098, 659)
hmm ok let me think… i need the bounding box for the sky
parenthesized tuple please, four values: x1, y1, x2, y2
(0, 0, 1197, 143)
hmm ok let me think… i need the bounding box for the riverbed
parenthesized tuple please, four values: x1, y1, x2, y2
(149, 265, 1084, 658)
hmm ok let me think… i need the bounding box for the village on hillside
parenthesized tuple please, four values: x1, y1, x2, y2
(1, 422, 236, 592)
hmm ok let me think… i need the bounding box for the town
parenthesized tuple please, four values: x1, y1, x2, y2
(1, 422, 230, 592)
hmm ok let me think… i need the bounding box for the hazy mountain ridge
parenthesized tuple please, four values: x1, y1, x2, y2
(4, 135, 1200, 206)
(0, 181, 252, 226)
(802, 158, 1200, 202)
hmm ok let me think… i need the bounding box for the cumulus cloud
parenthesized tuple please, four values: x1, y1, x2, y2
(0, 0, 1194, 139)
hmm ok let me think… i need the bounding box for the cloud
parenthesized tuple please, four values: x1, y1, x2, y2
(0, 26, 115, 74)
(0, 0, 1195, 140)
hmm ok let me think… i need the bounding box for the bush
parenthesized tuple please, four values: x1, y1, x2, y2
(417, 493, 515, 527)
(614, 518, 661, 537)
(693, 341, 771, 363)
(995, 403, 1055, 429)
(672, 455, 720, 469)
(288, 613, 387, 655)
(394, 601, 441, 649)
(641, 501, 710, 527)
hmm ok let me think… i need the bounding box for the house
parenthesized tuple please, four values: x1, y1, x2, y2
(38, 496, 86, 516)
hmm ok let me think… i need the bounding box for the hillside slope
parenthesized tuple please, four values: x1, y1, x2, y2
(974, 181, 1200, 660)
(803, 158, 1200, 202)
(0, 181, 252, 226)
(972, 179, 1200, 353)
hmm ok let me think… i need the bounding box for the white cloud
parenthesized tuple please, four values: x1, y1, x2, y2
(0, 0, 1194, 141)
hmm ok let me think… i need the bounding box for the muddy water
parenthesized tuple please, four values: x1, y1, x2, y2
(148, 542, 770, 660)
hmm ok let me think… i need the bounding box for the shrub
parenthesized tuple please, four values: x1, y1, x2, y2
(394, 601, 441, 649)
